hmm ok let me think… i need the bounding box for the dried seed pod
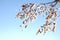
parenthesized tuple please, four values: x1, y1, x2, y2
(29, 16, 34, 22)
(22, 4, 29, 10)
(43, 27, 47, 34)
(48, 7, 53, 13)
(16, 12, 22, 18)
(36, 29, 42, 35)
(23, 20, 27, 24)
(30, 3, 34, 9)
(20, 15, 25, 19)
(54, 13, 57, 17)
(24, 12, 29, 17)
(25, 25, 28, 28)
(46, 20, 49, 26)
(22, 5, 26, 10)
(53, 23, 56, 25)
(46, 15, 52, 19)
(44, 29, 48, 34)
(52, 25, 55, 32)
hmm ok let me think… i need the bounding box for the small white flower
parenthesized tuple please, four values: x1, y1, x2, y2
(37, 4, 46, 13)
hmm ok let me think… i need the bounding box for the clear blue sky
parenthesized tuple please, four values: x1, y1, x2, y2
(0, 0, 60, 40)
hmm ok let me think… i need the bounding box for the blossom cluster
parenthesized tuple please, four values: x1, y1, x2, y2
(16, 3, 58, 35)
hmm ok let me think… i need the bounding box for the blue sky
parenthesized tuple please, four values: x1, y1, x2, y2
(0, 0, 60, 40)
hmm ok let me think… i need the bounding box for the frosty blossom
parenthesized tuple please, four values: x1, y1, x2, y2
(16, 1, 60, 35)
